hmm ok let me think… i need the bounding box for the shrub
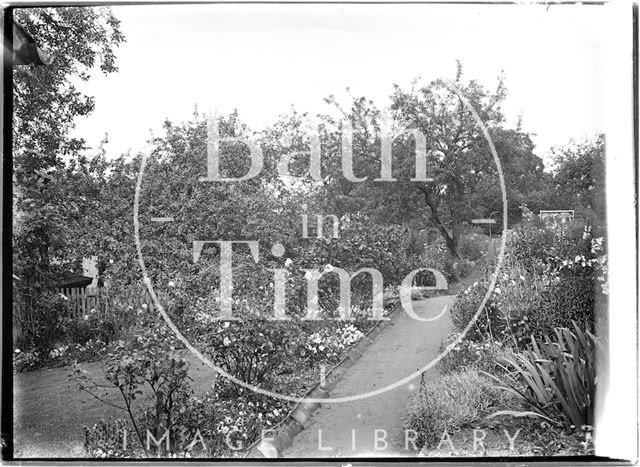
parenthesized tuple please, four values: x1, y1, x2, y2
(450, 229, 598, 347)
(172, 385, 288, 457)
(492, 323, 601, 428)
(71, 306, 192, 457)
(22, 291, 68, 356)
(195, 312, 307, 391)
(449, 281, 503, 342)
(541, 277, 595, 334)
(304, 323, 364, 364)
(404, 370, 515, 449)
(444, 257, 474, 281)
(437, 333, 510, 376)
(421, 237, 449, 280)
(459, 231, 490, 262)
(63, 309, 120, 345)
(12, 349, 41, 372)
(84, 418, 135, 458)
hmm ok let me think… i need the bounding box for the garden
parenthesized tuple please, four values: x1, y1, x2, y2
(10, 5, 609, 460)
(404, 206, 607, 456)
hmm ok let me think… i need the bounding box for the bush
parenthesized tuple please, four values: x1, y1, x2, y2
(194, 313, 306, 391)
(22, 291, 68, 356)
(437, 333, 510, 376)
(541, 277, 595, 334)
(421, 237, 449, 280)
(404, 370, 515, 449)
(84, 418, 135, 458)
(449, 281, 503, 342)
(63, 309, 120, 345)
(449, 219, 601, 347)
(459, 231, 490, 262)
(494, 324, 601, 428)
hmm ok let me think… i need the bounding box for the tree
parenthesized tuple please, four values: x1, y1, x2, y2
(551, 135, 606, 221)
(313, 66, 548, 258)
(12, 7, 124, 289)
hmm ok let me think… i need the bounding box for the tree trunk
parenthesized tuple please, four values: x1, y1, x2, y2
(417, 185, 460, 258)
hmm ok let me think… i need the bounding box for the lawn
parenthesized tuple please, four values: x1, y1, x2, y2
(13, 352, 217, 458)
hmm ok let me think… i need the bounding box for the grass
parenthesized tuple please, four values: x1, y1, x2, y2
(13, 352, 217, 458)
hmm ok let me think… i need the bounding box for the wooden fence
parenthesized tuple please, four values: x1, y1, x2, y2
(12, 284, 160, 344)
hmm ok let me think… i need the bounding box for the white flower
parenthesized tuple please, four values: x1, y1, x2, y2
(109, 259, 114, 264)
(14, 349, 20, 354)
(324, 264, 334, 273)
(141, 304, 148, 309)
(285, 258, 293, 267)
(494, 287, 501, 295)
(223, 337, 231, 346)
(223, 321, 230, 329)
(168, 281, 176, 287)
(83, 315, 89, 320)
(59, 293, 68, 301)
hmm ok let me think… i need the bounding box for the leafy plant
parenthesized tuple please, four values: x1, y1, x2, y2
(437, 333, 510, 376)
(489, 323, 601, 427)
(71, 307, 192, 457)
(404, 369, 515, 449)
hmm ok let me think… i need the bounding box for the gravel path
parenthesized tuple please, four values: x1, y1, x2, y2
(281, 294, 455, 458)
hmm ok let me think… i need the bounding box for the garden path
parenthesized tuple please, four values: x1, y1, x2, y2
(281, 293, 455, 458)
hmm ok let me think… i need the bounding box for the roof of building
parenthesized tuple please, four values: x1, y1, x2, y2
(55, 271, 94, 288)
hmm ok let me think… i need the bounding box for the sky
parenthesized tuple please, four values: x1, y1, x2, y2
(69, 2, 608, 166)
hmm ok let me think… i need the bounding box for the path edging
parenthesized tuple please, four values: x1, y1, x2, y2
(245, 297, 407, 458)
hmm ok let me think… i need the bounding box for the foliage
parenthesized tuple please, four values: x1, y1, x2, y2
(16, 291, 68, 357)
(13, 6, 124, 290)
(304, 323, 364, 364)
(63, 308, 120, 345)
(437, 333, 509, 376)
(404, 369, 515, 449)
(458, 230, 490, 262)
(444, 257, 475, 281)
(551, 135, 606, 220)
(491, 324, 601, 428)
(198, 317, 306, 391)
(14, 338, 106, 373)
(83, 418, 135, 458)
(449, 280, 501, 342)
(449, 211, 605, 345)
(71, 306, 192, 457)
(12, 349, 41, 372)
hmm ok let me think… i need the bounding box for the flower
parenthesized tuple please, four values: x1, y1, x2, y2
(59, 293, 68, 301)
(324, 264, 334, 273)
(494, 287, 501, 295)
(14, 349, 20, 354)
(109, 259, 114, 264)
(284, 258, 293, 267)
(223, 337, 231, 346)
(83, 315, 89, 320)
(168, 281, 176, 287)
